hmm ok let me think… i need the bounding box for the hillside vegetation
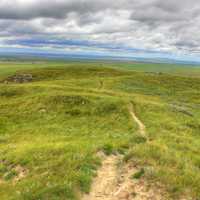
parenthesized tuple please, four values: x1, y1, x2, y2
(0, 61, 200, 200)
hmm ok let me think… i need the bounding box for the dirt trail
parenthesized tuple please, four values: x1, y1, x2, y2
(82, 154, 165, 200)
(82, 155, 119, 200)
(82, 103, 165, 200)
(99, 80, 104, 90)
(128, 103, 146, 138)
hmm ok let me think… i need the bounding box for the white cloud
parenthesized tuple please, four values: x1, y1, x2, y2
(0, 0, 199, 57)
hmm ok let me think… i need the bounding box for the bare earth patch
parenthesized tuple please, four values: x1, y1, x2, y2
(0, 179, 4, 184)
(0, 164, 28, 184)
(13, 165, 28, 183)
(128, 103, 146, 138)
(82, 154, 167, 200)
(82, 103, 168, 200)
(82, 155, 118, 200)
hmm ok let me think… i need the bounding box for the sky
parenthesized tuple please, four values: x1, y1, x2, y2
(0, 0, 200, 61)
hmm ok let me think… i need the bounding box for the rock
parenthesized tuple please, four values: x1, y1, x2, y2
(4, 74, 33, 83)
(39, 109, 47, 113)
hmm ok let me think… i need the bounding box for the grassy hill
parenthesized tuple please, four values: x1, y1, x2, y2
(0, 61, 200, 199)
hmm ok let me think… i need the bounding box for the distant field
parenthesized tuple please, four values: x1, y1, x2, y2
(1, 60, 200, 78)
(0, 60, 200, 199)
(107, 61, 200, 77)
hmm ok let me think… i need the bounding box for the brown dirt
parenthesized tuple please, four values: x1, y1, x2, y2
(82, 155, 119, 200)
(0, 164, 28, 185)
(82, 103, 177, 200)
(82, 154, 166, 200)
(128, 103, 146, 138)
(13, 165, 28, 183)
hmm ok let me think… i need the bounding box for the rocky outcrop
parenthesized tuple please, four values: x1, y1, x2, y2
(4, 74, 33, 83)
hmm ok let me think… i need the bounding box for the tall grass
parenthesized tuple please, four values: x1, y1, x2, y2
(0, 61, 199, 199)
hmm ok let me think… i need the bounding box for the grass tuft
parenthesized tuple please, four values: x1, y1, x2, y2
(132, 168, 145, 179)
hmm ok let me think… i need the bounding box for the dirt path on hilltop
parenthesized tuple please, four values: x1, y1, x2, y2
(82, 155, 165, 200)
(82, 103, 166, 200)
(82, 155, 119, 200)
(128, 103, 147, 139)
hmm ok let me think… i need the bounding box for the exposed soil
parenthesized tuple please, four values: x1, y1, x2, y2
(13, 165, 28, 183)
(82, 154, 166, 200)
(82, 155, 119, 200)
(128, 103, 146, 138)
(82, 103, 167, 200)
(0, 164, 28, 184)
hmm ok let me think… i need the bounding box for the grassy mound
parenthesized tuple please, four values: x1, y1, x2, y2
(0, 61, 200, 199)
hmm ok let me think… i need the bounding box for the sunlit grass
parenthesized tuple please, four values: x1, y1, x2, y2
(0, 61, 199, 199)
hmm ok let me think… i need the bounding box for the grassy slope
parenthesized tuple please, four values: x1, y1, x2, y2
(0, 61, 200, 199)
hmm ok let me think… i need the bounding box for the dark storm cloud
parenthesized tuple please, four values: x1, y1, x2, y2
(0, 1, 75, 19)
(0, 0, 128, 20)
(0, 0, 200, 57)
(130, 0, 199, 23)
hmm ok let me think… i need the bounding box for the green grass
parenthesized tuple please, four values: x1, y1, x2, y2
(0, 60, 200, 199)
(132, 168, 145, 179)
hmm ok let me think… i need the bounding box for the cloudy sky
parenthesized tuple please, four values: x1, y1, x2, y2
(0, 0, 200, 60)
